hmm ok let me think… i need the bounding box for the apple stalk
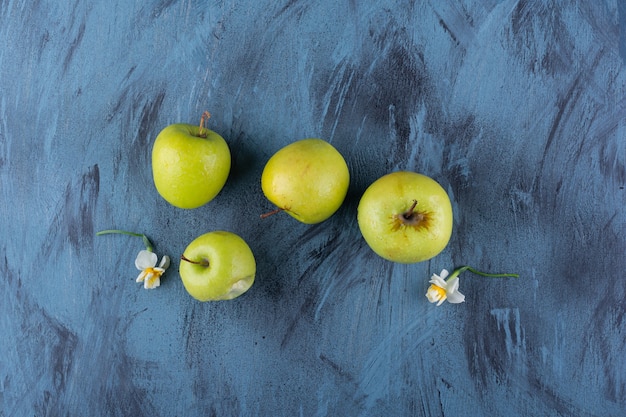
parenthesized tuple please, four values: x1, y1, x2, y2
(197, 111, 211, 138)
(180, 254, 210, 267)
(396, 199, 431, 229)
(260, 207, 285, 219)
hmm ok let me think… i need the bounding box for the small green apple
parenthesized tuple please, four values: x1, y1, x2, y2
(152, 112, 231, 209)
(261, 138, 350, 224)
(357, 171, 453, 263)
(179, 231, 256, 301)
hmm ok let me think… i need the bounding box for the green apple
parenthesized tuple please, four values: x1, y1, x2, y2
(261, 138, 350, 224)
(179, 231, 256, 301)
(357, 171, 453, 263)
(152, 112, 231, 209)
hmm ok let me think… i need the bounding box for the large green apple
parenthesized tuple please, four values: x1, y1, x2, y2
(152, 116, 230, 209)
(357, 171, 453, 263)
(179, 231, 256, 301)
(261, 138, 350, 224)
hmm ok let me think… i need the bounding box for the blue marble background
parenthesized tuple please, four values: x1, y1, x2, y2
(1, 1, 625, 416)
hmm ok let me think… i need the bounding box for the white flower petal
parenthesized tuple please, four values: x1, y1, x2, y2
(135, 250, 157, 270)
(439, 269, 449, 279)
(447, 277, 460, 292)
(429, 275, 448, 287)
(158, 255, 170, 270)
(446, 290, 465, 304)
(136, 270, 147, 282)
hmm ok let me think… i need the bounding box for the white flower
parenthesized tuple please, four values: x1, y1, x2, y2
(425, 269, 465, 306)
(135, 250, 170, 289)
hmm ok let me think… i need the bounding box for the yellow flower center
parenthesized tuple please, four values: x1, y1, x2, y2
(430, 284, 447, 299)
(144, 267, 164, 281)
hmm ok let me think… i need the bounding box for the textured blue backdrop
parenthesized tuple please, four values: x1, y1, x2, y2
(1, 1, 625, 416)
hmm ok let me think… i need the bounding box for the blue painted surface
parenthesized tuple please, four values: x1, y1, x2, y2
(1, 1, 625, 416)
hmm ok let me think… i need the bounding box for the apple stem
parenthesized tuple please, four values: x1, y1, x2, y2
(180, 254, 210, 267)
(406, 199, 418, 215)
(397, 199, 426, 226)
(260, 207, 285, 219)
(402, 199, 421, 220)
(198, 111, 211, 138)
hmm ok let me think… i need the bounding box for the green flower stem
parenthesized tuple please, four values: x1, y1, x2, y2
(449, 266, 519, 280)
(96, 229, 154, 252)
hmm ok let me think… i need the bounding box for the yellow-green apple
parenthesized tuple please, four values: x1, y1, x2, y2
(357, 171, 453, 263)
(152, 112, 230, 209)
(179, 231, 256, 301)
(261, 138, 349, 224)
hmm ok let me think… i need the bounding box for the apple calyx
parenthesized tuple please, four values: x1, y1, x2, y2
(180, 254, 210, 267)
(196, 111, 211, 138)
(393, 199, 432, 231)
